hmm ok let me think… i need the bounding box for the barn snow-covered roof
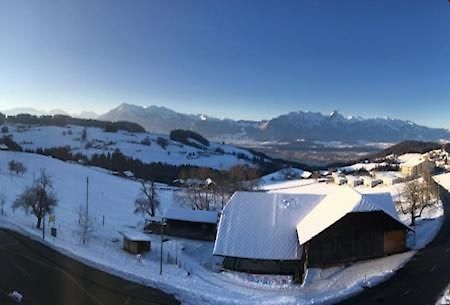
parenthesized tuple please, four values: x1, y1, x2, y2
(164, 207, 218, 224)
(296, 186, 411, 244)
(214, 187, 410, 261)
(213, 192, 325, 260)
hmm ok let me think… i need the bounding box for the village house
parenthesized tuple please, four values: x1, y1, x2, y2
(362, 176, 382, 188)
(346, 176, 363, 187)
(398, 153, 435, 177)
(213, 187, 410, 280)
(332, 172, 347, 185)
(375, 171, 403, 186)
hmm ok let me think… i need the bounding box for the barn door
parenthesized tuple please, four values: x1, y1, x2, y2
(383, 230, 406, 254)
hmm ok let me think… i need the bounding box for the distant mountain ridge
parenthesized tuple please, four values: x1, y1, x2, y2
(99, 103, 450, 143)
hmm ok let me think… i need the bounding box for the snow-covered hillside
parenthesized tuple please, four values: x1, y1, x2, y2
(0, 151, 443, 305)
(3, 124, 261, 170)
(259, 167, 312, 186)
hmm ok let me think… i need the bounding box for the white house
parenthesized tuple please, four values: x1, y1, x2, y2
(363, 176, 382, 188)
(346, 176, 363, 187)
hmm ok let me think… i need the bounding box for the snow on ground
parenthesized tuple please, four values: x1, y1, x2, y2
(338, 162, 387, 173)
(259, 168, 312, 187)
(0, 151, 444, 305)
(5, 124, 257, 169)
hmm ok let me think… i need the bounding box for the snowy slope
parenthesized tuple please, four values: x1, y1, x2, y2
(0, 151, 443, 305)
(259, 168, 312, 185)
(4, 124, 259, 169)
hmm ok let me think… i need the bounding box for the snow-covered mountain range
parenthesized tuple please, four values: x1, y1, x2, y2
(99, 103, 450, 143)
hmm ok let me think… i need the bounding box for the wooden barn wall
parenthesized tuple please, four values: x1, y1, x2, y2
(308, 211, 406, 267)
(223, 257, 303, 277)
(166, 220, 217, 241)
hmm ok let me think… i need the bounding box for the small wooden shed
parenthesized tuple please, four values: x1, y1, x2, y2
(122, 231, 152, 254)
(164, 207, 219, 241)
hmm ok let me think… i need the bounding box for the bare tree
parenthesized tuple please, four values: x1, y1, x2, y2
(422, 167, 439, 204)
(134, 181, 160, 218)
(81, 127, 88, 142)
(12, 170, 57, 228)
(76, 205, 96, 245)
(176, 183, 212, 211)
(8, 160, 27, 175)
(400, 179, 437, 226)
(176, 165, 261, 211)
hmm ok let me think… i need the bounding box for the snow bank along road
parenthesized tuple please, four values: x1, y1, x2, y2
(0, 229, 180, 305)
(337, 188, 450, 305)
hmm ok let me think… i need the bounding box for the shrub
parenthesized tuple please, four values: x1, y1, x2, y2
(156, 137, 168, 149)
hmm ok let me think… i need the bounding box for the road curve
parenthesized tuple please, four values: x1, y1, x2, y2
(0, 229, 180, 305)
(336, 188, 450, 305)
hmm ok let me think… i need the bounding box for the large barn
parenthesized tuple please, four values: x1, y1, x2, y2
(296, 187, 411, 266)
(213, 187, 411, 279)
(213, 192, 325, 277)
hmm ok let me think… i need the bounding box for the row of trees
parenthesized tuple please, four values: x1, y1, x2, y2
(132, 165, 261, 218)
(176, 166, 260, 210)
(399, 169, 439, 226)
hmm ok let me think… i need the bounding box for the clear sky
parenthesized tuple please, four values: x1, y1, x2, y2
(0, 0, 449, 127)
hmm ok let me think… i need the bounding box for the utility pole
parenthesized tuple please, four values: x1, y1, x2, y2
(84, 176, 89, 244)
(42, 215, 45, 240)
(86, 176, 89, 223)
(42, 168, 46, 241)
(160, 218, 166, 275)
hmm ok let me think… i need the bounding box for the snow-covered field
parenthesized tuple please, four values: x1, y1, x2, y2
(4, 124, 259, 169)
(0, 151, 444, 305)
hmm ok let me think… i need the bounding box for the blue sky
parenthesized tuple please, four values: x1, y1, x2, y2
(0, 1, 449, 127)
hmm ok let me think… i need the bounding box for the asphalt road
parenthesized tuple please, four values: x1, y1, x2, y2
(336, 188, 450, 305)
(0, 229, 180, 305)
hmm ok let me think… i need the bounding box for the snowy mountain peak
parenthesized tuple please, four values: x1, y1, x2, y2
(329, 110, 339, 118)
(99, 103, 450, 143)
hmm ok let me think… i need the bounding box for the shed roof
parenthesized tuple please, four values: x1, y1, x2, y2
(296, 186, 411, 244)
(122, 231, 152, 242)
(213, 192, 325, 260)
(164, 207, 218, 224)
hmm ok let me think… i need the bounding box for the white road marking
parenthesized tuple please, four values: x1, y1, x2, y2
(430, 264, 437, 272)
